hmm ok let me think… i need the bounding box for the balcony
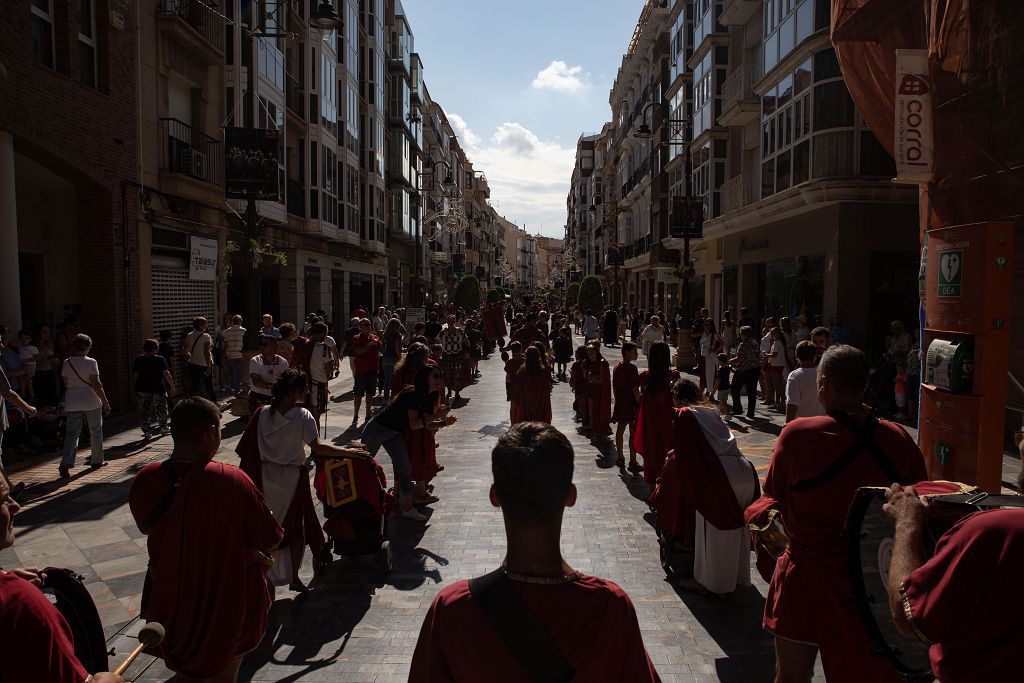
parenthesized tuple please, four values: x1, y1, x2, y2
(720, 174, 755, 214)
(720, 0, 761, 27)
(719, 65, 760, 126)
(158, 118, 220, 187)
(156, 0, 223, 63)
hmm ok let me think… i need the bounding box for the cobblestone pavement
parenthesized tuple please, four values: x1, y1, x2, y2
(14, 342, 1014, 681)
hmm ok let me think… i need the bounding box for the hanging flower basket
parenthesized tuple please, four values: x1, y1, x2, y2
(672, 261, 696, 280)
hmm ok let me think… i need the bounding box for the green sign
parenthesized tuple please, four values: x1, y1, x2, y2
(938, 249, 963, 297)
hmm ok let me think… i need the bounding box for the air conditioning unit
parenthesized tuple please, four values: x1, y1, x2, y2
(181, 148, 207, 178)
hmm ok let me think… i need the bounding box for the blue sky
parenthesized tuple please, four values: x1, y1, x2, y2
(402, 0, 645, 238)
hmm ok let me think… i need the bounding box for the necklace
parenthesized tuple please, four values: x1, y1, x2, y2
(501, 562, 581, 585)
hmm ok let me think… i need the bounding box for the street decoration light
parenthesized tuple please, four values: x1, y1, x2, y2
(310, 1, 344, 30)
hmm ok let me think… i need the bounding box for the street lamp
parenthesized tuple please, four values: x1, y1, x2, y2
(309, 1, 344, 30)
(630, 99, 696, 370)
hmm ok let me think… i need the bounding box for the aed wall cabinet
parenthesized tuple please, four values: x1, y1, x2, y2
(920, 222, 1013, 492)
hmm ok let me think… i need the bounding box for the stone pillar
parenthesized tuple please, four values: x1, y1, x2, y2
(0, 131, 21, 328)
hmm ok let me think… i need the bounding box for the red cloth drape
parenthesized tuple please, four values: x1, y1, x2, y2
(236, 407, 325, 576)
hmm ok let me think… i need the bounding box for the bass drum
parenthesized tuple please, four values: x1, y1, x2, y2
(844, 482, 975, 682)
(41, 567, 109, 673)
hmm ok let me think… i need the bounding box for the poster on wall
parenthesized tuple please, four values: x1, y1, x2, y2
(405, 307, 426, 328)
(224, 127, 281, 200)
(894, 49, 933, 183)
(189, 236, 218, 281)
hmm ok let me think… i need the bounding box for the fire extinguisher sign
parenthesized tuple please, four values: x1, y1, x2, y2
(937, 249, 963, 298)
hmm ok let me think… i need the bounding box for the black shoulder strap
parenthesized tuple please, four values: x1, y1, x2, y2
(468, 569, 575, 683)
(142, 460, 184, 532)
(794, 414, 901, 492)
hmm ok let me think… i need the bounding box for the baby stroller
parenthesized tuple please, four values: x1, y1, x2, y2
(649, 450, 696, 582)
(312, 450, 397, 573)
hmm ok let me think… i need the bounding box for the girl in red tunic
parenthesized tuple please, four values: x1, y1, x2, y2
(391, 343, 442, 504)
(511, 346, 553, 424)
(569, 345, 589, 427)
(632, 341, 679, 490)
(584, 341, 612, 436)
(612, 342, 642, 471)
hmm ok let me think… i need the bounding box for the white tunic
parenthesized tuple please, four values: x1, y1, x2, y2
(690, 406, 757, 594)
(258, 406, 318, 585)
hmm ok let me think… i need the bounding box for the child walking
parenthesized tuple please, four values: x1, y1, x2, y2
(504, 341, 525, 423)
(611, 342, 641, 470)
(569, 345, 588, 427)
(552, 327, 573, 381)
(711, 352, 732, 417)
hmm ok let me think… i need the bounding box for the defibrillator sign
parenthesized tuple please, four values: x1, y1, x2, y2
(937, 249, 962, 297)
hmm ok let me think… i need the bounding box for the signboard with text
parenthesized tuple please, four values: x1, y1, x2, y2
(894, 49, 933, 184)
(670, 197, 703, 239)
(224, 127, 281, 200)
(189, 236, 218, 281)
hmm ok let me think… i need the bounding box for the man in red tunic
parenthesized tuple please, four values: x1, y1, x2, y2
(757, 345, 926, 683)
(510, 312, 548, 350)
(0, 476, 124, 682)
(410, 422, 660, 682)
(883, 469, 1024, 682)
(129, 398, 283, 682)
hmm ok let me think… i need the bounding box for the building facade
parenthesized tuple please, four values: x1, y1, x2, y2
(568, 0, 919, 355)
(0, 0, 519, 408)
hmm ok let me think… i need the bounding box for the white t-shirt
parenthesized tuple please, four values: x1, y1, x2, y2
(249, 354, 288, 396)
(324, 336, 337, 350)
(582, 316, 598, 337)
(257, 406, 318, 466)
(786, 366, 824, 418)
(760, 334, 772, 357)
(19, 345, 39, 368)
(309, 342, 331, 383)
(769, 340, 787, 367)
(185, 331, 212, 367)
(62, 356, 102, 412)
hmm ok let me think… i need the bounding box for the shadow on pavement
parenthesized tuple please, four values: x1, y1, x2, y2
(675, 583, 775, 682)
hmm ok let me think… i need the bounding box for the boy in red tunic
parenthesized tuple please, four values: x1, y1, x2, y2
(611, 342, 641, 470)
(511, 347, 552, 424)
(583, 342, 612, 436)
(757, 345, 926, 683)
(129, 398, 283, 681)
(410, 423, 661, 682)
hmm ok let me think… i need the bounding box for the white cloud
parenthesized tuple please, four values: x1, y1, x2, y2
(446, 113, 481, 148)
(446, 114, 574, 238)
(531, 60, 588, 94)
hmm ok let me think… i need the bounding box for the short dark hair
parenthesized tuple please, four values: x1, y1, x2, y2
(279, 323, 296, 337)
(170, 397, 221, 444)
(72, 334, 92, 351)
(492, 423, 574, 525)
(143, 338, 159, 352)
(672, 378, 706, 406)
(811, 326, 830, 339)
(159, 329, 173, 341)
(622, 341, 637, 357)
(192, 317, 207, 330)
(309, 322, 328, 336)
(508, 341, 523, 352)
(795, 340, 816, 363)
(817, 344, 869, 397)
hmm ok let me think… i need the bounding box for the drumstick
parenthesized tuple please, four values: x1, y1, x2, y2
(113, 622, 165, 676)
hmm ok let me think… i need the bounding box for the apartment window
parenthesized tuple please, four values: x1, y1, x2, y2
(31, 0, 54, 68)
(322, 145, 338, 226)
(764, 0, 823, 75)
(225, 87, 235, 126)
(78, 0, 97, 87)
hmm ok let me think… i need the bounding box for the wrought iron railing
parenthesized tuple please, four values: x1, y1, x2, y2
(722, 64, 757, 111)
(158, 118, 220, 186)
(157, 0, 224, 52)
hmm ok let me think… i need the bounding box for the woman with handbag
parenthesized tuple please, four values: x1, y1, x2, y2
(59, 334, 110, 478)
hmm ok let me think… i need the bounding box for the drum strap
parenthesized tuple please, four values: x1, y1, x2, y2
(794, 413, 902, 492)
(930, 493, 1024, 508)
(468, 569, 575, 683)
(142, 460, 184, 532)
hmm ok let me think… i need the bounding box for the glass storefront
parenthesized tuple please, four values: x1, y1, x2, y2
(757, 253, 824, 325)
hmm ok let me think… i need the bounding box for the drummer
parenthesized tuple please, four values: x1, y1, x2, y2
(0, 477, 124, 682)
(883, 444, 1024, 682)
(248, 334, 288, 414)
(757, 345, 926, 683)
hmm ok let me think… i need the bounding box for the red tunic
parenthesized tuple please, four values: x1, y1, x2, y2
(760, 415, 926, 683)
(903, 508, 1024, 683)
(0, 572, 88, 681)
(511, 368, 552, 424)
(504, 356, 525, 422)
(129, 460, 283, 678)
(631, 370, 679, 489)
(410, 575, 661, 682)
(584, 358, 612, 434)
(611, 361, 640, 423)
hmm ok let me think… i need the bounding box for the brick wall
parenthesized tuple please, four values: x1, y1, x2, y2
(0, 0, 141, 410)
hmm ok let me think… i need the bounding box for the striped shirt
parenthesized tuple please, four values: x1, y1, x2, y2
(222, 325, 246, 360)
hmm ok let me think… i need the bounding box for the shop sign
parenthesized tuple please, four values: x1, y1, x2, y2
(894, 50, 933, 183)
(189, 236, 218, 281)
(224, 127, 282, 200)
(405, 307, 425, 327)
(937, 249, 963, 297)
